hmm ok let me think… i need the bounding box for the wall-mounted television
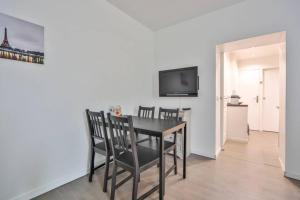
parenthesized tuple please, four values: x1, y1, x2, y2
(159, 66, 198, 97)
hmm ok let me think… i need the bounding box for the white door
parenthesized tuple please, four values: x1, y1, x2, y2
(263, 69, 279, 132)
(239, 69, 261, 130)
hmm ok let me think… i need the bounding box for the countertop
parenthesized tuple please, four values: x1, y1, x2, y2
(227, 103, 248, 107)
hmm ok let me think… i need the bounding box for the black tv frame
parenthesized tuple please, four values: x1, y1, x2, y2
(159, 66, 199, 97)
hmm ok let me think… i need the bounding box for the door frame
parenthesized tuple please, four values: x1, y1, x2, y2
(215, 32, 286, 171)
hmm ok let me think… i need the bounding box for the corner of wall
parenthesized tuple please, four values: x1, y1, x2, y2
(9, 170, 87, 200)
(192, 148, 216, 159)
(9, 158, 105, 200)
(284, 171, 300, 181)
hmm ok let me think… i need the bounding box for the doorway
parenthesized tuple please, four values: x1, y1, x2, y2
(215, 32, 286, 171)
(237, 66, 280, 133)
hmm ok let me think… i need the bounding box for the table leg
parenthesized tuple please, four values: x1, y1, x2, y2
(183, 124, 187, 179)
(159, 135, 165, 200)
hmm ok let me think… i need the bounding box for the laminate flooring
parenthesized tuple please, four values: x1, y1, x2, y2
(34, 132, 300, 200)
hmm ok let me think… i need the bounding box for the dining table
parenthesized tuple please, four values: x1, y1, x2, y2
(131, 116, 187, 200)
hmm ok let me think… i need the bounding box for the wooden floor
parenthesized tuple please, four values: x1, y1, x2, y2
(34, 132, 300, 200)
(224, 131, 281, 168)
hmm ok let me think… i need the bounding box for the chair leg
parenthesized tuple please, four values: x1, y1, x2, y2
(132, 173, 139, 200)
(103, 154, 110, 192)
(110, 163, 117, 200)
(173, 147, 177, 175)
(89, 149, 95, 182)
(156, 138, 160, 168)
(173, 133, 177, 175)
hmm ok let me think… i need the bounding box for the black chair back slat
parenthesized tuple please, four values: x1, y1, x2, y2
(113, 119, 128, 151)
(108, 114, 139, 168)
(158, 107, 179, 121)
(114, 120, 122, 150)
(93, 114, 100, 137)
(138, 106, 155, 119)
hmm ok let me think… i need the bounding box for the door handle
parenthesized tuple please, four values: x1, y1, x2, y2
(256, 96, 259, 103)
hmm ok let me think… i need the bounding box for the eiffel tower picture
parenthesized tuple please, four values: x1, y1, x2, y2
(0, 28, 11, 49)
(0, 12, 44, 64)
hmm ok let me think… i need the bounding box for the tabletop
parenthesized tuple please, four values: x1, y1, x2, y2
(131, 116, 186, 136)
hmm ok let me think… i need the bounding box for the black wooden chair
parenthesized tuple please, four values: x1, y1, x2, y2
(136, 106, 155, 143)
(86, 109, 111, 192)
(107, 113, 160, 200)
(158, 107, 180, 176)
(138, 107, 180, 177)
(138, 106, 155, 119)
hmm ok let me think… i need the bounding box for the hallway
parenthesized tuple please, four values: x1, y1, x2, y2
(223, 131, 280, 168)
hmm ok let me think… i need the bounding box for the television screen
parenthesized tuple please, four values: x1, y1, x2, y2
(159, 66, 198, 97)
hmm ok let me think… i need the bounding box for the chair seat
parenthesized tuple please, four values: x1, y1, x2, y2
(137, 139, 175, 152)
(116, 146, 159, 171)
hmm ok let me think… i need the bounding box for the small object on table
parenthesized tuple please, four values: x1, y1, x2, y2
(114, 105, 122, 116)
(109, 105, 123, 117)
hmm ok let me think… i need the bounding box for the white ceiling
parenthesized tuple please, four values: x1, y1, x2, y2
(107, 0, 246, 30)
(230, 44, 281, 61)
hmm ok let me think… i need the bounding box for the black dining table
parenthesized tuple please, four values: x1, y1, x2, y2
(131, 116, 187, 200)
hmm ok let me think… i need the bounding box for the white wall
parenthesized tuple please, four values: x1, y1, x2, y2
(0, 0, 154, 199)
(224, 53, 239, 98)
(238, 55, 279, 70)
(154, 0, 300, 179)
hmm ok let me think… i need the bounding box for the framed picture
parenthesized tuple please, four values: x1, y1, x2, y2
(0, 12, 44, 64)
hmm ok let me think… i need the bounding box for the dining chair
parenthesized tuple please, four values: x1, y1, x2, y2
(158, 107, 180, 176)
(158, 107, 179, 121)
(86, 109, 130, 193)
(136, 106, 155, 143)
(86, 109, 111, 192)
(138, 107, 180, 177)
(138, 105, 155, 119)
(107, 113, 160, 200)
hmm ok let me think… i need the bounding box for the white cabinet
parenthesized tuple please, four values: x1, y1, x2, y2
(227, 105, 249, 142)
(164, 108, 191, 159)
(177, 109, 191, 159)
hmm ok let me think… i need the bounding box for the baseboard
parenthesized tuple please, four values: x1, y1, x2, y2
(191, 149, 215, 159)
(9, 158, 106, 200)
(284, 171, 300, 181)
(9, 169, 87, 200)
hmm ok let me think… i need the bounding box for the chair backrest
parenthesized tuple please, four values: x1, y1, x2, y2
(107, 113, 139, 168)
(138, 106, 155, 119)
(86, 109, 109, 149)
(158, 107, 180, 121)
